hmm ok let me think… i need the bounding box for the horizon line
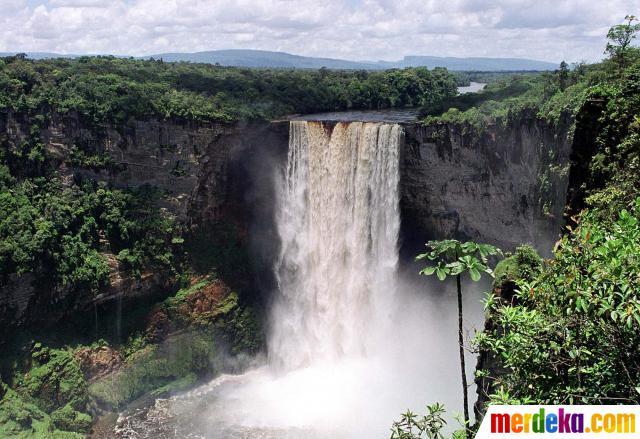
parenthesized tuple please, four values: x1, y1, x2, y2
(0, 48, 566, 65)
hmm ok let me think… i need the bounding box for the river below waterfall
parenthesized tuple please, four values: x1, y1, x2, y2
(104, 119, 486, 438)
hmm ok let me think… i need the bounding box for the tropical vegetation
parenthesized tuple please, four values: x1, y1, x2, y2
(0, 55, 458, 124)
(417, 240, 501, 438)
(475, 15, 640, 408)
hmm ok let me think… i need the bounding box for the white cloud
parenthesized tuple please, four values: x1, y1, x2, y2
(48, 0, 113, 6)
(2, 0, 27, 12)
(0, 0, 636, 62)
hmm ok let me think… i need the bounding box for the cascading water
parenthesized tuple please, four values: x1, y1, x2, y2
(112, 118, 475, 439)
(270, 121, 402, 370)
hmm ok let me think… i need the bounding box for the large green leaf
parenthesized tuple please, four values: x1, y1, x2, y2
(420, 266, 437, 275)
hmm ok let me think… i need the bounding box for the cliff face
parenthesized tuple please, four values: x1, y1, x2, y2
(400, 115, 572, 254)
(1, 111, 288, 223)
(398, 115, 574, 424)
(0, 110, 288, 327)
(0, 110, 572, 328)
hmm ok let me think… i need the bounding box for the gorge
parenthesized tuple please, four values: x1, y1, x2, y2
(76, 113, 567, 437)
(0, 107, 570, 329)
(0, 102, 573, 437)
(111, 118, 478, 437)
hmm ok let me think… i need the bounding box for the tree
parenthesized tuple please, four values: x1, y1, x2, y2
(558, 61, 569, 91)
(605, 15, 640, 71)
(416, 240, 501, 439)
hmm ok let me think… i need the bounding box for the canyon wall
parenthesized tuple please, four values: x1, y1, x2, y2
(0, 110, 288, 223)
(0, 109, 571, 328)
(0, 110, 288, 327)
(401, 114, 572, 255)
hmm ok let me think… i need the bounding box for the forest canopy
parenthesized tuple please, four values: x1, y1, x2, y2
(0, 55, 458, 124)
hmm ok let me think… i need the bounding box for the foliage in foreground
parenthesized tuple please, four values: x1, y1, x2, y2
(417, 240, 500, 282)
(390, 403, 466, 439)
(477, 198, 640, 405)
(390, 403, 446, 439)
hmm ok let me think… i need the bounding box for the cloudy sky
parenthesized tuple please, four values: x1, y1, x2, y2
(0, 0, 636, 63)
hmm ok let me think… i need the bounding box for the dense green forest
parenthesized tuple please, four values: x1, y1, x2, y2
(0, 55, 457, 123)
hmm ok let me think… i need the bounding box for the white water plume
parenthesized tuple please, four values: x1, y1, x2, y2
(269, 121, 403, 370)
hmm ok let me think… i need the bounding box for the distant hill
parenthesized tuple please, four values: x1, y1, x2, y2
(145, 50, 558, 71)
(145, 49, 379, 70)
(0, 49, 558, 71)
(386, 55, 558, 71)
(0, 52, 76, 59)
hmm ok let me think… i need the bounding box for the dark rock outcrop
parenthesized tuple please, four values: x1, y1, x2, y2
(400, 116, 572, 255)
(75, 346, 124, 382)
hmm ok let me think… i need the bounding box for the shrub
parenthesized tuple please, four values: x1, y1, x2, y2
(17, 347, 88, 413)
(493, 244, 542, 291)
(477, 199, 640, 405)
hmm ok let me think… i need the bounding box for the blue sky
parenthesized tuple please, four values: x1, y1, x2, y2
(1, 0, 637, 62)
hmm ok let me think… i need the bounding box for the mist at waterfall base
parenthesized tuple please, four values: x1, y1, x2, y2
(162, 280, 485, 438)
(117, 121, 487, 438)
(189, 276, 486, 438)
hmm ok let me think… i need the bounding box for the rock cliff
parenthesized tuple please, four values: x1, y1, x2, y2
(0, 109, 288, 328)
(401, 114, 572, 255)
(0, 109, 571, 328)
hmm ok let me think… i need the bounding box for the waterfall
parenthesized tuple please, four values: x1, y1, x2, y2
(113, 118, 472, 439)
(270, 120, 404, 370)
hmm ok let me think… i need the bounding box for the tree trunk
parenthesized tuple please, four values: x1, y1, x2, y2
(457, 273, 470, 439)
